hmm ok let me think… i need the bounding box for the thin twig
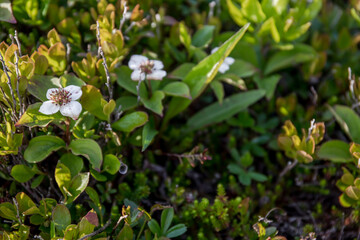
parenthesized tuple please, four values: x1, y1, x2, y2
(99, 48, 113, 100)
(14, 51, 22, 117)
(96, 21, 113, 100)
(119, 1, 127, 31)
(339, 212, 345, 240)
(306, 119, 316, 142)
(278, 159, 299, 181)
(110, 214, 128, 236)
(12, 197, 22, 225)
(14, 30, 22, 57)
(0, 52, 17, 112)
(78, 219, 112, 240)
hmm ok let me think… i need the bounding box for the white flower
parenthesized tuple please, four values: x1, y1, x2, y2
(211, 47, 235, 74)
(128, 55, 166, 81)
(39, 85, 82, 120)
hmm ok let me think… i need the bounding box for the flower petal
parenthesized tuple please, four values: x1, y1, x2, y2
(218, 63, 229, 74)
(147, 70, 166, 80)
(128, 55, 148, 70)
(46, 88, 59, 100)
(60, 101, 82, 120)
(131, 70, 146, 81)
(39, 101, 60, 115)
(64, 85, 82, 101)
(152, 60, 164, 70)
(224, 57, 235, 66)
(211, 47, 219, 54)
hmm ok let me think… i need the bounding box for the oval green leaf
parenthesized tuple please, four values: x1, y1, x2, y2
(112, 111, 148, 132)
(24, 136, 65, 163)
(317, 140, 352, 163)
(69, 139, 103, 170)
(11, 165, 35, 183)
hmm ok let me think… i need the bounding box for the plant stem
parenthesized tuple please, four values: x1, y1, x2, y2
(136, 219, 147, 240)
(147, 77, 153, 98)
(65, 118, 71, 145)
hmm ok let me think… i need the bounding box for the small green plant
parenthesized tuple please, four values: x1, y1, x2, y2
(147, 208, 187, 239)
(227, 150, 267, 186)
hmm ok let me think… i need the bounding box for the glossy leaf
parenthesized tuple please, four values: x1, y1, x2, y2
(66, 172, 90, 204)
(11, 165, 35, 183)
(162, 82, 191, 99)
(69, 139, 103, 170)
(330, 105, 360, 143)
(103, 154, 121, 174)
(187, 90, 265, 130)
(24, 136, 65, 163)
(317, 140, 352, 163)
(164, 23, 250, 123)
(142, 116, 158, 152)
(264, 44, 317, 75)
(0, 0, 17, 23)
(52, 204, 71, 233)
(112, 111, 148, 132)
(16, 103, 64, 127)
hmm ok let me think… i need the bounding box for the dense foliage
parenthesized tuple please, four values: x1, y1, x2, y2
(2, 0, 360, 239)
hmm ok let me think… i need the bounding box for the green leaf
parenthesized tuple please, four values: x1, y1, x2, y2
(161, 208, 174, 234)
(60, 74, 86, 87)
(179, 22, 191, 51)
(0, 203, 17, 221)
(345, 186, 360, 200)
(253, 74, 280, 100)
(16, 192, 39, 215)
(330, 105, 360, 143)
(116, 223, 133, 240)
(148, 219, 161, 235)
(52, 204, 71, 233)
(226, 59, 257, 78)
(241, 0, 266, 23)
(142, 117, 158, 152)
(31, 175, 45, 189)
(0, 0, 17, 23)
(57, 18, 81, 45)
(141, 91, 165, 116)
(258, 17, 280, 42)
(248, 172, 268, 182)
(162, 82, 191, 99)
(85, 187, 100, 206)
(115, 66, 137, 95)
(16, 103, 64, 127)
(59, 153, 84, 178)
(27, 75, 61, 101)
(69, 139, 103, 170)
(187, 90, 265, 131)
(226, 0, 248, 27)
(112, 111, 148, 132)
(66, 172, 90, 204)
(168, 63, 195, 80)
(81, 85, 109, 121)
(55, 163, 71, 198)
(103, 99, 116, 116)
(164, 23, 250, 123)
(166, 224, 187, 238)
(317, 140, 352, 163)
(116, 96, 138, 111)
(24, 136, 65, 163)
(210, 81, 224, 104)
(264, 44, 317, 75)
(339, 193, 355, 208)
(103, 154, 121, 174)
(11, 165, 35, 183)
(192, 25, 215, 48)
